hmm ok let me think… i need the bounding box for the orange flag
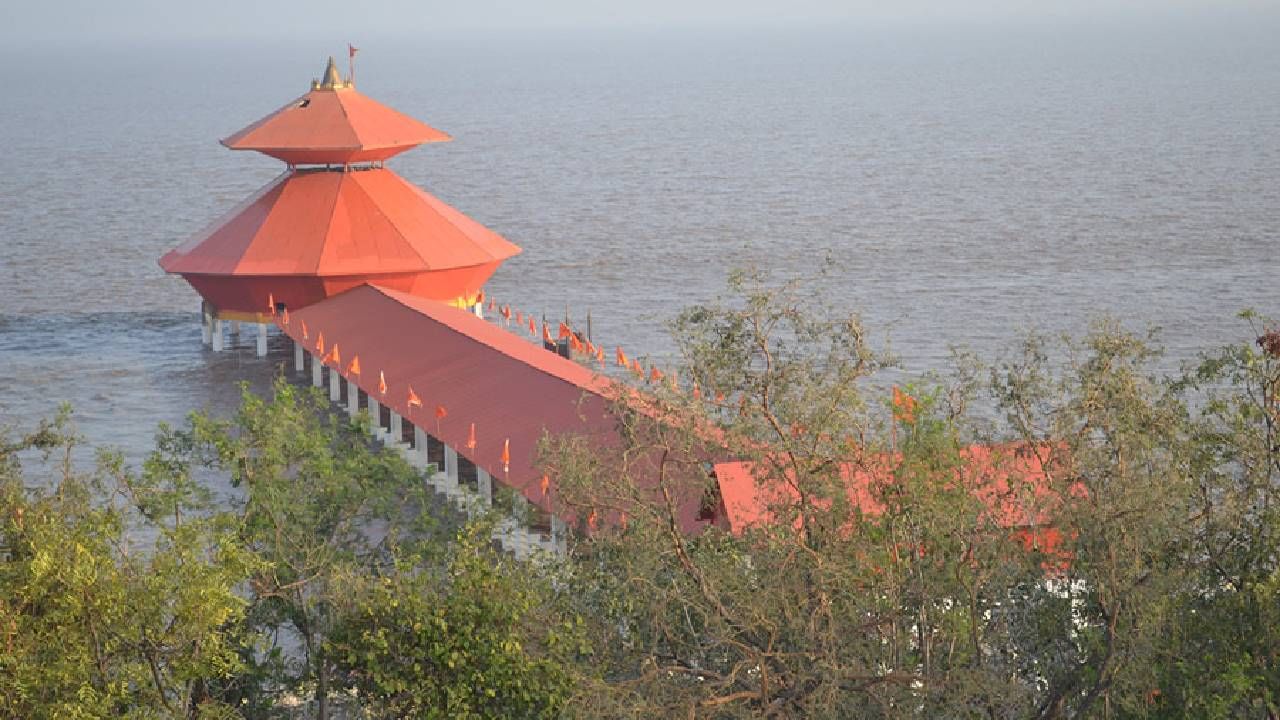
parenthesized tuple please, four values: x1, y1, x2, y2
(516, 310, 523, 325)
(267, 293, 275, 315)
(616, 347, 628, 367)
(543, 323, 554, 344)
(596, 347, 606, 366)
(569, 335, 583, 353)
(467, 422, 476, 450)
(347, 355, 361, 376)
(558, 322, 571, 340)
(631, 359, 643, 378)
(540, 473, 550, 497)
(301, 319, 308, 339)
(716, 390, 726, 403)
(620, 512, 628, 530)
(587, 509, 598, 531)
(649, 366, 663, 383)
(501, 304, 511, 320)
(692, 382, 702, 400)
(331, 343, 342, 367)
(282, 307, 290, 326)
(476, 290, 485, 306)
(488, 298, 496, 311)
(435, 405, 447, 420)
(315, 331, 325, 354)
(378, 370, 387, 396)
(501, 438, 510, 473)
(407, 386, 422, 408)
(528, 316, 537, 336)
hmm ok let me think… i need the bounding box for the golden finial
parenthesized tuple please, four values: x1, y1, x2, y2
(311, 56, 351, 90)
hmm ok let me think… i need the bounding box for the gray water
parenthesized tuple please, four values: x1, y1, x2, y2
(2, 22, 1278, 466)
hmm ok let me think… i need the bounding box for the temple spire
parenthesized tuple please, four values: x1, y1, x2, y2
(312, 56, 350, 90)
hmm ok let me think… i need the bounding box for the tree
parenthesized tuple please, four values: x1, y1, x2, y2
(0, 409, 255, 719)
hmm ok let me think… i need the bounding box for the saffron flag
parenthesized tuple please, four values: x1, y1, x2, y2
(348, 44, 358, 59)
(596, 347, 606, 366)
(488, 298, 496, 311)
(467, 422, 476, 450)
(631, 360, 643, 378)
(301, 319, 308, 339)
(315, 331, 325, 354)
(649, 366, 663, 383)
(543, 323, 554, 344)
(407, 386, 422, 408)
(587, 509, 598, 531)
(569, 335, 583, 353)
(540, 473, 550, 497)
(476, 290, 484, 306)
(435, 405, 447, 420)
(616, 347, 627, 367)
(267, 293, 275, 315)
(378, 370, 387, 396)
(558, 322, 571, 340)
(282, 307, 290, 326)
(501, 438, 510, 473)
(693, 382, 701, 400)
(347, 355, 361, 376)
(528, 317, 537, 336)
(329, 342, 341, 367)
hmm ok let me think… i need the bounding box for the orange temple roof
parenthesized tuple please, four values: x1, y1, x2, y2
(159, 167, 520, 278)
(221, 57, 451, 164)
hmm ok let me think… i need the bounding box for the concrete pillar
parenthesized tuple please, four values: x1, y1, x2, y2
(294, 340, 304, 373)
(389, 411, 403, 444)
(444, 446, 459, 485)
(367, 397, 381, 436)
(414, 426, 429, 465)
(211, 319, 224, 352)
(347, 379, 360, 418)
(256, 322, 268, 357)
(311, 354, 322, 387)
(230, 320, 240, 340)
(328, 365, 341, 402)
(477, 469, 492, 507)
(200, 302, 212, 346)
(473, 302, 484, 319)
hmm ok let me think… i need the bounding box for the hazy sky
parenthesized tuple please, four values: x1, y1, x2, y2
(4, 0, 1277, 50)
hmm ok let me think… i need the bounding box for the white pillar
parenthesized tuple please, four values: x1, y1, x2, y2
(347, 379, 360, 417)
(230, 320, 240, 340)
(444, 446, 458, 485)
(211, 319, 224, 351)
(311, 354, 322, 387)
(294, 340, 304, 373)
(329, 365, 341, 402)
(477, 469, 493, 507)
(473, 302, 484, 319)
(200, 303, 212, 346)
(389, 411, 403, 444)
(414, 426, 428, 462)
(551, 516, 567, 555)
(367, 397, 381, 436)
(256, 322, 268, 357)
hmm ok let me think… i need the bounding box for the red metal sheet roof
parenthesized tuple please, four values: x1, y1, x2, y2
(222, 85, 450, 164)
(159, 168, 521, 278)
(278, 284, 618, 514)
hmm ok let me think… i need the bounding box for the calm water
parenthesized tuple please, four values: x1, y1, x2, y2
(1, 22, 1278, 465)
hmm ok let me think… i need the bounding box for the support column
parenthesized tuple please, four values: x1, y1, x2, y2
(477, 468, 492, 508)
(329, 364, 341, 402)
(367, 397, 381, 437)
(200, 302, 212, 346)
(473, 302, 484, 319)
(414, 426, 428, 461)
(551, 516, 568, 555)
(294, 340, 304, 373)
(256, 322, 268, 357)
(347, 379, 360, 418)
(389, 411, 403, 444)
(311, 353, 322, 387)
(444, 446, 459, 488)
(229, 320, 240, 341)
(211, 319, 224, 352)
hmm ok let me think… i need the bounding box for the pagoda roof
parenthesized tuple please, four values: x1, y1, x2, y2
(159, 167, 521, 277)
(221, 58, 451, 164)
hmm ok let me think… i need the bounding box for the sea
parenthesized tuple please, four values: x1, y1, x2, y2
(1, 19, 1278, 469)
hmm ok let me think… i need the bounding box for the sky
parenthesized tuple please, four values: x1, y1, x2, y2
(3, 0, 1277, 50)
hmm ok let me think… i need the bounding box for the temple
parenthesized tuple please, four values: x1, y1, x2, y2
(160, 57, 520, 354)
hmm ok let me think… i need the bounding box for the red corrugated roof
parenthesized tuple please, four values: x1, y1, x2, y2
(159, 168, 521, 278)
(222, 85, 450, 164)
(278, 284, 617, 514)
